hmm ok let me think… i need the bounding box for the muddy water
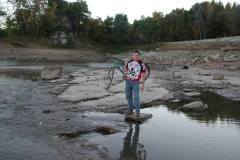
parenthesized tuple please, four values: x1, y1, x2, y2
(1, 60, 240, 160)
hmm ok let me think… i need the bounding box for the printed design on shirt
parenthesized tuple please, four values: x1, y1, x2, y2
(127, 61, 141, 79)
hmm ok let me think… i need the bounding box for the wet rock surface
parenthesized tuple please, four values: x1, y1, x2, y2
(0, 75, 127, 160)
(57, 68, 173, 113)
(125, 113, 153, 123)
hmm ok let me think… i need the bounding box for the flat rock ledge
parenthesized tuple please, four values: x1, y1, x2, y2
(125, 113, 153, 123)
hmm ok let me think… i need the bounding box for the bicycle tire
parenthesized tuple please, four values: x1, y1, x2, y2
(139, 63, 151, 84)
(104, 68, 114, 90)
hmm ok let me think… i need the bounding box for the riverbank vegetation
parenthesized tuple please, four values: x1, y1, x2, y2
(0, 0, 239, 47)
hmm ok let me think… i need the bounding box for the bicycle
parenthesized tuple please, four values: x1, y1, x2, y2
(104, 56, 151, 90)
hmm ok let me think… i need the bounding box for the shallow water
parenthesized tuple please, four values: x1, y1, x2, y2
(0, 60, 240, 160)
(91, 95, 240, 160)
(0, 59, 110, 68)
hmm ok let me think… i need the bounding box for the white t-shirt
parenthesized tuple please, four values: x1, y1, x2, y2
(126, 61, 143, 80)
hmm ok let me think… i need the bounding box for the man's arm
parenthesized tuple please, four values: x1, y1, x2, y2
(140, 72, 145, 83)
(124, 59, 130, 78)
(140, 72, 145, 92)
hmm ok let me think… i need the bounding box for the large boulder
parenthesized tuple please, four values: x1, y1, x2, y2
(41, 65, 63, 80)
(212, 73, 224, 80)
(178, 101, 208, 112)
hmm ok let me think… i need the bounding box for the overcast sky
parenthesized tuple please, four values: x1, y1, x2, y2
(68, 0, 239, 22)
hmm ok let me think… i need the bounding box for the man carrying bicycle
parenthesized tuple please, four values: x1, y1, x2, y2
(125, 50, 146, 117)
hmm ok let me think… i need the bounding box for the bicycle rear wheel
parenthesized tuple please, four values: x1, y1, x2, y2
(144, 63, 151, 80)
(139, 63, 151, 83)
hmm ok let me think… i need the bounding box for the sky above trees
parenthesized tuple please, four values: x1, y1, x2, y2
(1, 0, 239, 22)
(67, 0, 239, 22)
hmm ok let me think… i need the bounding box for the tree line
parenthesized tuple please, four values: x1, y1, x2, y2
(0, 0, 240, 45)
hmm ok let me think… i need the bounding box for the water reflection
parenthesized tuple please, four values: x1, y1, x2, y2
(168, 92, 240, 126)
(187, 92, 240, 125)
(0, 69, 41, 81)
(120, 123, 146, 160)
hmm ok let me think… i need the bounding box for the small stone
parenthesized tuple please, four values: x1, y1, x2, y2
(42, 109, 51, 113)
(181, 65, 189, 69)
(95, 127, 119, 135)
(203, 56, 210, 63)
(172, 71, 182, 79)
(199, 71, 211, 76)
(212, 73, 224, 80)
(172, 99, 181, 103)
(58, 131, 82, 138)
(183, 92, 201, 97)
(209, 54, 221, 61)
(183, 88, 194, 92)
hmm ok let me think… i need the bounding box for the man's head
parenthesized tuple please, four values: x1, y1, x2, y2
(132, 50, 141, 61)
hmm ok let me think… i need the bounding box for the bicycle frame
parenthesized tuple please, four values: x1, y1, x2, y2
(109, 57, 125, 74)
(104, 56, 151, 90)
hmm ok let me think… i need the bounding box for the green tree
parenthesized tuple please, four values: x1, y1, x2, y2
(133, 15, 162, 43)
(164, 9, 192, 41)
(192, 2, 214, 39)
(137, 12, 164, 43)
(87, 18, 105, 42)
(38, 6, 57, 37)
(229, 5, 240, 35)
(0, 10, 6, 16)
(64, 0, 90, 37)
(103, 16, 114, 43)
(7, 0, 48, 37)
(112, 14, 130, 44)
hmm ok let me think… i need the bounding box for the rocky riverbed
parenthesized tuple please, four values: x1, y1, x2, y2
(0, 57, 240, 159)
(0, 36, 240, 159)
(52, 56, 240, 112)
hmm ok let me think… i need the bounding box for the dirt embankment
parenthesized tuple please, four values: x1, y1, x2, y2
(157, 36, 240, 51)
(0, 40, 105, 62)
(1, 36, 239, 62)
(0, 48, 105, 62)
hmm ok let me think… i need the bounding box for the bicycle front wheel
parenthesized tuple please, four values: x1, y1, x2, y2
(104, 68, 114, 90)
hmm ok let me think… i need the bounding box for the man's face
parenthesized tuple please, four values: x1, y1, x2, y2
(132, 52, 140, 61)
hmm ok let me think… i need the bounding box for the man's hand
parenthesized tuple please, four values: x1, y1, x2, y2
(123, 72, 127, 79)
(140, 83, 144, 92)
